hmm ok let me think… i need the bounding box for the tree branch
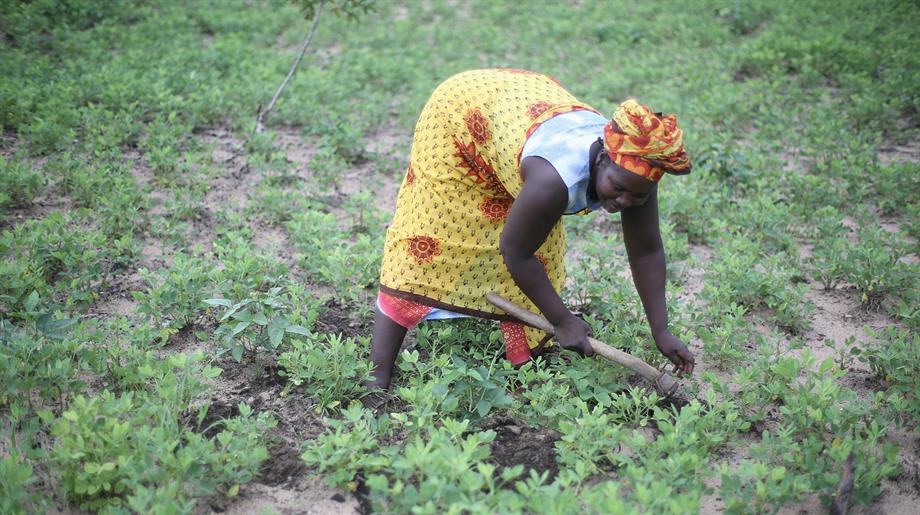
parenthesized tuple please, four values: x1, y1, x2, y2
(829, 451, 856, 515)
(254, 1, 324, 134)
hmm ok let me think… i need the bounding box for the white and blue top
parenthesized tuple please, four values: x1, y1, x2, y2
(520, 109, 607, 214)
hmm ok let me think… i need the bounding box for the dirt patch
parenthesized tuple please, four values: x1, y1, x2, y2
(0, 175, 73, 231)
(260, 439, 307, 486)
(481, 416, 561, 481)
(192, 355, 354, 515)
(204, 476, 360, 515)
(273, 126, 318, 177)
(200, 126, 292, 220)
(316, 299, 369, 338)
(877, 139, 920, 165)
(800, 283, 894, 371)
(679, 244, 711, 301)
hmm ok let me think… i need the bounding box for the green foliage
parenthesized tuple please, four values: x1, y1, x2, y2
(50, 389, 274, 511)
(697, 303, 752, 369)
(212, 233, 289, 300)
(719, 460, 809, 514)
(206, 285, 317, 362)
(0, 156, 43, 209)
(0, 452, 39, 515)
(133, 251, 216, 336)
(860, 327, 920, 427)
(0, 313, 85, 413)
(0, 212, 120, 310)
(2, 0, 917, 512)
(512, 359, 582, 429)
(286, 207, 384, 307)
(554, 402, 626, 476)
(295, 0, 375, 20)
(703, 235, 813, 333)
(366, 418, 525, 514)
(301, 403, 392, 491)
(278, 333, 374, 413)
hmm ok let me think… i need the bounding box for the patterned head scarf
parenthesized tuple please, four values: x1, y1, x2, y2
(602, 99, 691, 183)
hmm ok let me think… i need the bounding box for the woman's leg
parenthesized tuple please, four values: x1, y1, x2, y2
(365, 307, 408, 390)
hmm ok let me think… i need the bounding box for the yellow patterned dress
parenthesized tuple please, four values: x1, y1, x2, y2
(379, 68, 600, 358)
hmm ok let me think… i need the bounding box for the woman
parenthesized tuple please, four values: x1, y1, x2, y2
(368, 68, 695, 391)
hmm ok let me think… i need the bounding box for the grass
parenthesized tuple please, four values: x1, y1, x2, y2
(1, 0, 919, 513)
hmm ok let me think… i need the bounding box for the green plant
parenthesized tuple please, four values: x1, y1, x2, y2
(206, 286, 313, 362)
(843, 227, 911, 308)
(0, 312, 84, 413)
(50, 391, 274, 511)
(365, 418, 525, 514)
(554, 401, 626, 477)
(0, 212, 112, 307)
(698, 303, 751, 369)
(719, 460, 810, 514)
(212, 233, 289, 300)
(0, 156, 43, 209)
(442, 354, 515, 420)
(301, 403, 392, 491)
(702, 235, 814, 333)
(0, 451, 39, 514)
(133, 251, 216, 336)
(860, 327, 920, 427)
(278, 333, 374, 413)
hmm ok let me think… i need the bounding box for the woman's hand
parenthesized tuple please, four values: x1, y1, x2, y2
(553, 315, 595, 358)
(653, 331, 695, 376)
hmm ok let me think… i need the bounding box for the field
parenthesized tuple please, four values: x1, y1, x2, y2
(2, 0, 919, 513)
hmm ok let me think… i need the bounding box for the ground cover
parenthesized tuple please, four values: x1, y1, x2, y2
(1, 0, 918, 513)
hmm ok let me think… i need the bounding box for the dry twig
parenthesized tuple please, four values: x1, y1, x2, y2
(254, 2, 324, 134)
(829, 451, 856, 515)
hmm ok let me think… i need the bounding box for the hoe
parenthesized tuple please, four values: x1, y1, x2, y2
(487, 293, 681, 398)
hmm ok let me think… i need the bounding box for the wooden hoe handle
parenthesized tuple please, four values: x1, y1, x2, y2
(486, 293, 680, 397)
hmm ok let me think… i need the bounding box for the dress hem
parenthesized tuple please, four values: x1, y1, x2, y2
(378, 284, 515, 322)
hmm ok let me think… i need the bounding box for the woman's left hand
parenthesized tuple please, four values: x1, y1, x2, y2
(653, 331, 695, 376)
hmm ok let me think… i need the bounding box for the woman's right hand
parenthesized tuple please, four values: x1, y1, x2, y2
(553, 315, 595, 357)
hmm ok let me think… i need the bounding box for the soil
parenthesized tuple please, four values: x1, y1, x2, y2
(481, 415, 561, 481)
(202, 477, 360, 515)
(316, 299, 371, 338)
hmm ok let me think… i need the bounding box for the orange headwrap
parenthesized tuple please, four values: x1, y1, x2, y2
(603, 99, 691, 182)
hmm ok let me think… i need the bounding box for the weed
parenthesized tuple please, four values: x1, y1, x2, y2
(49, 389, 274, 511)
(207, 285, 314, 362)
(366, 418, 524, 514)
(0, 156, 43, 209)
(301, 403, 392, 491)
(133, 251, 216, 336)
(278, 333, 373, 413)
(860, 327, 920, 427)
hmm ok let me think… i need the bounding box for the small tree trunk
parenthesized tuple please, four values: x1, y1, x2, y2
(829, 451, 856, 515)
(254, 2, 324, 134)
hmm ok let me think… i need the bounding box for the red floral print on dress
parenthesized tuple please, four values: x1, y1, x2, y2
(406, 235, 441, 264)
(405, 163, 415, 185)
(479, 196, 512, 223)
(527, 101, 553, 119)
(452, 139, 508, 195)
(464, 108, 492, 144)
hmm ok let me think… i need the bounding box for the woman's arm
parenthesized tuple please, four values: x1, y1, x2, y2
(499, 157, 594, 357)
(621, 190, 695, 374)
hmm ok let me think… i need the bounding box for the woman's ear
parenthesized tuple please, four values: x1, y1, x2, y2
(595, 148, 609, 169)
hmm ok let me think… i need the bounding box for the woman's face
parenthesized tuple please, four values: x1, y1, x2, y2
(595, 156, 657, 213)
